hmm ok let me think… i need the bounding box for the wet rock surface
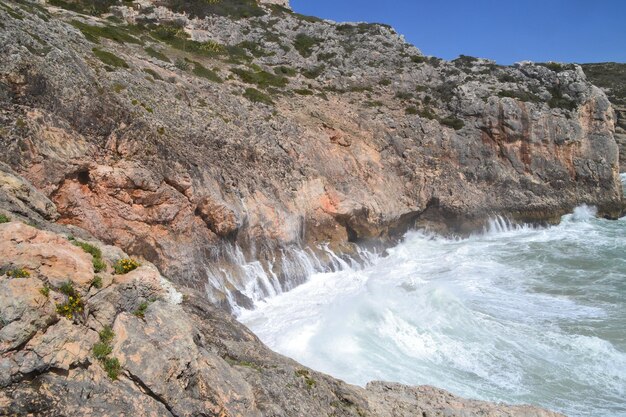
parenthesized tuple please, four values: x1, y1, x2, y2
(0, 219, 564, 416)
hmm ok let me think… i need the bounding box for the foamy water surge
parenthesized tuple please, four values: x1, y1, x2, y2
(239, 176, 626, 417)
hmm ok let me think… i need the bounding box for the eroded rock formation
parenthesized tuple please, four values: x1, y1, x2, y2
(0, 217, 564, 416)
(0, 0, 623, 307)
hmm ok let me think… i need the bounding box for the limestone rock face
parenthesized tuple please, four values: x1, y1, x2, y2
(259, 0, 290, 8)
(0, 0, 623, 307)
(582, 63, 626, 171)
(0, 222, 564, 417)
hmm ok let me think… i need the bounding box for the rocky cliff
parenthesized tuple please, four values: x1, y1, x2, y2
(581, 63, 626, 172)
(0, 209, 564, 416)
(1, 0, 622, 415)
(1, 0, 623, 309)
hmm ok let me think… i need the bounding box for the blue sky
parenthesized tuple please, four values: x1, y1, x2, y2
(290, 0, 626, 65)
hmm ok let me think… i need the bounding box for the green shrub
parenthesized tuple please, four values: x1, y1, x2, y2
(294, 88, 314, 96)
(175, 58, 190, 71)
(274, 66, 296, 77)
(103, 357, 121, 380)
(548, 87, 577, 111)
(231, 67, 287, 89)
(159, 0, 265, 19)
(90, 275, 103, 289)
(418, 107, 437, 120)
(143, 68, 163, 81)
(113, 259, 140, 275)
(92, 341, 112, 360)
(497, 90, 541, 103)
(237, 40, 269, 58)
(295, 369, 316, 388)
(133, 301, 149, 318)
(92, 48, 128, 68)
(6, 268, 30, 278)
(144, 46, 170, 62)
(55, 281, 84, 320)
(395, 92, 413, 100)
(440, 116, 465, 130)
(452, 54, 479, 66)
(379, 78, 391, 86)
(294, 33, 319, 58)
(99, 325, 115, 344)
(112, 82, 126, 93)
(151, 24, 225, 58)
(302, 65, 325, 79)
(39, 286, 50, 297)
(48, 0, 119, 15)
(541, 62, 567, 73)
(72, 240, 106, 272)
(192, 62, 222, 82)
(405, 106, 418, 115)
(317, 52, 337, 62)
(71, 20, 141, 44)
(243, 88, 273, 105)
(410, 55, 426, 64)
(0, 214, 9, 223)
(92, 325, 119, 379)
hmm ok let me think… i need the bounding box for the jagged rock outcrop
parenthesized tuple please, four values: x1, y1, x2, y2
(582, 63, 626, 171)
(0, 0, 623, 308)
(0, 219, 564, 417)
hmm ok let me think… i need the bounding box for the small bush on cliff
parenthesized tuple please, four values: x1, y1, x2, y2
(243, 87, 274, 105)
(0, 214, 9, 223)
(70, 20, 141, 44)
(90, 275, 103, 289)
(302, 65, 325, 80)
(295, 369, 316, 388)
(133, 301, 149, 319)
(294, 33, 320, 58)
(231, 67, 288, 89)
(150, 23, 225, 58)
(92, 48, 129, 69)
(72, 240, 107, 273)
(175, 58, 190, 71)
(55, 281, 84, 320)
(144, 46, 170, 63)
(548, 87, 577, 111)
(93, 325, 120, 380)
(160, 0, 265, 19)
(39, 285, 50, 298)
(6, 268, 30, 278)
(113, 258, 140, 275)
(192, 61, 223, 83)
(497, 89, 541, 103)
(274, 66, 297, 77)
(103, 357, 121, 380)
(49, 0, 119, 16)
(92, 340, 112, 360)
(440, 116, 465, 130)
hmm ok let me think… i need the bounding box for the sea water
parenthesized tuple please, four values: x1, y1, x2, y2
(240, 176, 626, 417)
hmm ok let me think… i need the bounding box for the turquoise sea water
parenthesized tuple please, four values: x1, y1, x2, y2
(241, 175, 626, 417)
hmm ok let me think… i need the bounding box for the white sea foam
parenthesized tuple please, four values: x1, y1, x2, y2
(240, 204, 626, 417)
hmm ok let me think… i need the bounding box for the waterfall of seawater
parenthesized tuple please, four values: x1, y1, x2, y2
(238, 175, 626, 417)
(204, 242, 379, 312)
